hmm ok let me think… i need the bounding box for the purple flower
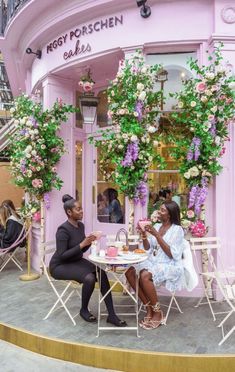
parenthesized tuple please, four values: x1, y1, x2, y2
(44, 193, 50, 209)
(135, 101, 143, 122)
(134, 181, 148, 206)
(187, 150, 193, 161)
(121, 142, 139, 167)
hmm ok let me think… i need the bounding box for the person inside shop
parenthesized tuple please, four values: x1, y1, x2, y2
(0, 202, 25, 249)
(97, 193, 109, 223)
(125, 201, 185, 330)
(103, 188, 123, 224)
(49, 194, 127, 326)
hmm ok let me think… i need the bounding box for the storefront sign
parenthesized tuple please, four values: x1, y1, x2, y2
(46, 15, 123, 60)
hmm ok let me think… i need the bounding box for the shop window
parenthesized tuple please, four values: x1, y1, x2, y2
(97, 90, 111, 128)
(147, 141, 187, 218)
(96, 148, 125, 224)
(75, 91, 83, 128)
(75, 141, 83, 201)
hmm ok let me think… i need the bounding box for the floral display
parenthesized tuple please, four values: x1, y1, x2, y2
(9, 93, 76, 217)
(90, 51, 164, 205)
(78, 70, 95, 93)
(170, 44, 235, 221)
(189, 220, 208, 238)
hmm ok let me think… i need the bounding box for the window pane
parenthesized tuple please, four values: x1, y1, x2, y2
(75, 141, 83, 201)
(97, 183, 125, 224)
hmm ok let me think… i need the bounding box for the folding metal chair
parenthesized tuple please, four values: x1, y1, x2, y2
(0, 223, 28, 272)
(190, 237, 226, 321)
(214, 271, 235, 345)
(42, 241, 81, 326)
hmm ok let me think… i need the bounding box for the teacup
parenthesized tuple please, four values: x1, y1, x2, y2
(106, 246, 118, 257)
(92, 230, 102, 240)
(138, 220, 152, 231)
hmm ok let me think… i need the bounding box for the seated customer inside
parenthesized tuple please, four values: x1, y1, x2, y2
(49, 194, 127, 326)
(0, 201, 25, 249)
(126, 201, 185, 330)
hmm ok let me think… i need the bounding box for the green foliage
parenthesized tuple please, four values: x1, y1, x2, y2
(89, 51, 164, 203)
(9, 93, 77, 198)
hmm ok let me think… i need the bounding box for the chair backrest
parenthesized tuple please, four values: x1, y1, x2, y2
(41, 240, 56, 276)
(190, 236, 221, 273)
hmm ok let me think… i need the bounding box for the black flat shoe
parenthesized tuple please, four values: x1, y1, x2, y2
(80, 310, 97, 323)
(106, 316, 127, 327)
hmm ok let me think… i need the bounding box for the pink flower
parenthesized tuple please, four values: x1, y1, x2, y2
(32, 178, 43, 188)
(33, 211, 41, 222)
(83, 82, 93, 92)
(51, 166, 57, 172)
(190, 220, 207, 237)
(195, 82, 206, 93)
(208, 114, 215, 121)
(187, 210, 195, 219)
(51, 148, 58, 153)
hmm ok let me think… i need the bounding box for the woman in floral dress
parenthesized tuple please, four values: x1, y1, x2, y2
(126, 201, 185, 330)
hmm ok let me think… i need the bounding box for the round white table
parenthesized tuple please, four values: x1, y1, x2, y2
(89, 253, 148, 337)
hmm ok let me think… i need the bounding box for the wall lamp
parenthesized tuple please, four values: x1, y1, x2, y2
(26, 47, 42, 59)
(79, 95, 99, 125)
(136, 0, 151, 19)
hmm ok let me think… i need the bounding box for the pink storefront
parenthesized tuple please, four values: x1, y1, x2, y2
(1, 0, 235, 285)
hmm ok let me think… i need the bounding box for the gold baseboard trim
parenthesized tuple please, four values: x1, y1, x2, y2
(0, 322, 235, 372)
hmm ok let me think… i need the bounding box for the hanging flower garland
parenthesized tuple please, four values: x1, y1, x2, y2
(170, 44, 235, 229)
(90, 51, 164, 205)
(9, 93, 77, 216)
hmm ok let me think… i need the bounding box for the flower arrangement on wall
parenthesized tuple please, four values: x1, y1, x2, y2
(78, 70, 95, 93)
(90, 51, 165, 206)
(9, 93, 76, 217)
(169, 45, 235, 234)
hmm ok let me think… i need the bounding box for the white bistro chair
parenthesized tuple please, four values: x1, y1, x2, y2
(190, 236, 227, 321)
(214, 270, 235, 345)
(42, 241, 81, 326)
(0, 223, 29, 272)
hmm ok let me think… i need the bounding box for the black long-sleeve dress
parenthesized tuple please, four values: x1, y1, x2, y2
(49, 220, 96, 282)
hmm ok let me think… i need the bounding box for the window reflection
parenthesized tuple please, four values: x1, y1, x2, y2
(75, 141, 83, 201)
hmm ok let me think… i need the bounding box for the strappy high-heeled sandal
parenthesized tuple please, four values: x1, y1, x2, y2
(139, 302, 152, 328)
(142, 302, 166, 330)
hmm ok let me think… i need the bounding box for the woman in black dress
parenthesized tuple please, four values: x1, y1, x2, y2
(49, 194, 127, 326)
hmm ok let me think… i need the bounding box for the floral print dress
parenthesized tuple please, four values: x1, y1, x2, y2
(134, 223, 185, 292)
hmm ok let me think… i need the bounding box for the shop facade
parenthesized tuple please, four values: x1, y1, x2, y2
(0, 0, 235, 286)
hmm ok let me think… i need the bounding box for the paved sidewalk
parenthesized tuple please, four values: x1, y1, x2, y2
(0, 340, 118, 372)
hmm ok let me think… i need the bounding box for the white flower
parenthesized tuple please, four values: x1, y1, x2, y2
(181, 219, 192, 229)
(14, 120, 19, 125)
(205, 89, 212, 96)
(10, 107, 15, 114)
(189, 166, 199, 177)
(153, 140, 158, 147)
(130, 135, 138, 142)
(184, 171, 191, 179)
(139, 154, 143, 159)
(141, 67, 147, 74)
(148, 156, 153, 161)
(122, 133, 128, 139)
(36, 166, 41, 171)
(147, 126, 156, 133)
(190, 101, 196, 107)
(41, 144, 46, 149)
(20, 118, 26, 125)
(26, 153, 31, 158)
(211, 106, 217, 113)
(201, 96, 208, 103)
(228, 81, 235, 90)
(178, 101, 184, 108)
(137, 83, 144, 91)
(205, 72, 215, 80)
(34, 129, 39, 134)
(138, 91, 146, 101)
(134, 111, 139, 117)
(25, 145, 32, 152)
(118, 144, 124, 150)
(31, 150, 37, 156)
(215, 136, 221, 145)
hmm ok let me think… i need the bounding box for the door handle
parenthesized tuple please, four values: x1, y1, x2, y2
(92, 185, 95, 204)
